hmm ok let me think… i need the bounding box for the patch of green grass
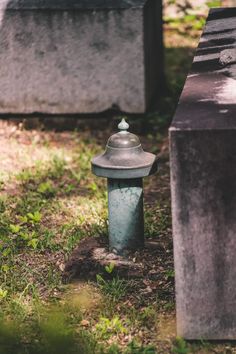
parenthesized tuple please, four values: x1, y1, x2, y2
(172, 337, 190, 354)
(206, 1, 221, 8)
(163, 301, 175, 312)
(0, 306, 96, 354)
(189, 339, 213, 353)
(145, 203, 171, 238)
(37, 181, 56, 198)
(124, 341, 157, 354)
(138, 306, 158, 328)
(95, 316, 128, 340)
(16, 155, 66, 185)
(0, 142, 108, 308)
(0, 300, 157, 354)
(164, 2, 213, 36)
(165, 269, 175, 279)
(96, 274, 128, 302)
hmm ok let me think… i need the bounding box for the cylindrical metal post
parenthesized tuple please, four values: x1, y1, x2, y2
(92, 118, 158, 255)
(108, 178, 144, 254)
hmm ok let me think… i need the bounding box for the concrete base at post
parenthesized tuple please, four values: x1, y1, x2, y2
(107, 178, 144, 254)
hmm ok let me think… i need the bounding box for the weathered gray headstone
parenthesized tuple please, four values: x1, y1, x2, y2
(0, 0, 163, 114)
(170, 8, 236, 339)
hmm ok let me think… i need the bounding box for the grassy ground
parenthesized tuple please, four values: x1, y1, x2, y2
(0, 115, 175, 354)
(0, 15, 235, 354)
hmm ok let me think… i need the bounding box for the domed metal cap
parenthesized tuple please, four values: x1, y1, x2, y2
(91, 118, 158, 179)
(107, 119, 141, 149)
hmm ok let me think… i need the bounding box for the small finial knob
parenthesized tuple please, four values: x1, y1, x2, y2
(118, 118, 129, 133)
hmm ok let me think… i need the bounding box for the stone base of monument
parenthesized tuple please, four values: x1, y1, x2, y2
(0, 0, 163, 114)
(170, 8, 236, 339)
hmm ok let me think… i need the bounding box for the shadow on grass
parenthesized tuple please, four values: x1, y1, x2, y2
(0, 308, 157, 354)
(0, 312, 113, 354)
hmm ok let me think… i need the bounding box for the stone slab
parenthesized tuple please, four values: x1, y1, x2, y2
(3, 0, 147, 10)
(0, 0, 163, 114)
(170, 8, 236, 339)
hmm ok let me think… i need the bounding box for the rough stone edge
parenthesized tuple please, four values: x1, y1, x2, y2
(2, 0, 147, 10)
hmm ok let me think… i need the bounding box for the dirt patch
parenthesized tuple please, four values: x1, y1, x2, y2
(63, 235, 174, 301)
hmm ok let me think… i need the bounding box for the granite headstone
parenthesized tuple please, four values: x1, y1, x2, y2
(0, 0, 163, 114)
(170, 8, 236, 339)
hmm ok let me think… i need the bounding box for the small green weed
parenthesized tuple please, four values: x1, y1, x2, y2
(139, 306, 157, 327)
(165, 269, 175, 279)
(27, 211, 42, 223)
(96, 274, 128, 302)
(173, 337, 190, 354)
(0, 288, 8, 301)
(190, 339, 212, 352)
(124, 341, 157, 354)
(95, 316, 127, 340)
(64, 183, 75, 194)
(0, 196, 6, 213)
(105, 262, 115, 274)
(6, 211, 42, 251)
(163, 301, 175, 312)
(37, 181, 56, 198)
(9, 224, 21, 234)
